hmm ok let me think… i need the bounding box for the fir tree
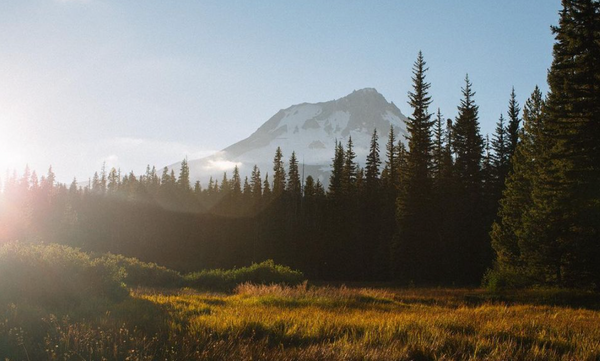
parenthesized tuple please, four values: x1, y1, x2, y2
(272, 147, 286, 196)
(451, 74, 486, 282)
(365, 129, 381, 190)
(506, 87, 522, 158)
(395, 51, 436, 281)
(491, 87, 545, 277)
(328, 140, 345, 198)
(342, 137, 357, 194)
(519, 0, 600, 287)
(287, 151, 301, 198)
(178, 158, 191, 192)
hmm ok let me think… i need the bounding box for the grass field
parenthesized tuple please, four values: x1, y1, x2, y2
(2, 283, 600, 360)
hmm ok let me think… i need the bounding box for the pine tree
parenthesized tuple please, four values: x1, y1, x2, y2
(451, 74, 486, 283)
(453, 75, 484, 192)
(395, 51, 436, 281)
(262, 173, 272, 202)
(382, 126, 398, 189)
(328, 140, 345, 198)
(342, 137, 357, 194)
(250, 165, 262, 208)
(432, 109, 445, 181)
(231, 166, 242, 198)
(287, 151, 301, 198)
(272, 147, 286, 196)
(365, 129, 381, 190)
(178, 158, 191, 192)
(518, 0, 600, 287)
(506, 88, 522, 159)
(491, 113, 510, 206)
(491, 87, 545, 278)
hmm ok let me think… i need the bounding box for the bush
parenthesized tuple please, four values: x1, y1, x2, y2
(185, 260, 305, 291)
(93, 253, 183, 288)
(0, 242, 128, 308)
(482, 268, 534, 292)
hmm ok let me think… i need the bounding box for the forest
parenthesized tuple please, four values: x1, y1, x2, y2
(1, 1, 599, 290)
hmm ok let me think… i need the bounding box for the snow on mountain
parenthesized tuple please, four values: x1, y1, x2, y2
(176, 88, 408, 185)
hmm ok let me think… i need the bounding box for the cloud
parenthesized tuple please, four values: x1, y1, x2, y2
(204, 159, 242, 172)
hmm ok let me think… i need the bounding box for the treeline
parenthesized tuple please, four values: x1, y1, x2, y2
(0, 73, 522, 284)
(0, 0, 598, 287)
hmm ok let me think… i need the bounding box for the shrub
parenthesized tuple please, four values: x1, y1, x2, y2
(482, 268, 534, 292)
(185, 260, 305, 291)
(0, 242, 128, 308)
(93, 253, 183, 288)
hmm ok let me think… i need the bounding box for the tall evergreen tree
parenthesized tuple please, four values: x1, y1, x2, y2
(382, 126, 398, 189)
(272, 147, 286, 197)
(287, 151, 301, 198)
(178, 158, 191, 192)
(328, 141, 345, 198)
(491, 86, 545, 277)
(451, 74, 486, 283)
(506, 88, 522, 159)
(365, 129, 381, 190)
(432, 109, 445, 181)
(342, 137, 357, 194)
(395, 51, 436, 281)
(519, 0, 600, 287)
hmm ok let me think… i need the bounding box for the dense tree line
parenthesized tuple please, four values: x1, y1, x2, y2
(0, 0, 597, 287)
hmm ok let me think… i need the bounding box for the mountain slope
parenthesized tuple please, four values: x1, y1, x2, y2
(179, 88, 408, 184)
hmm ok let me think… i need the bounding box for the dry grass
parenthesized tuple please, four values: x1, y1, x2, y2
(2, 284, 600, 360)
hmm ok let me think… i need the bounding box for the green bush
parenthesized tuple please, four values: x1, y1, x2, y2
(185, 260, 305, 291)
(93, 253, 183, 288)
(0, 242, 128, 308)
(482, 268, 534, 292)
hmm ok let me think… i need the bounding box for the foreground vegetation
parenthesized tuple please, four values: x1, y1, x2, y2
(0, 243, 599, 360)
(2, 283, 600, 360)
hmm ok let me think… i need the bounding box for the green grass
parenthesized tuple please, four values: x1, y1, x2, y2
(184, 259, 305, 291)
(1, 243, 599, 360)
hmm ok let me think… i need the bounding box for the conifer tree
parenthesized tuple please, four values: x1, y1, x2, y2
(287, 151, 301, 198)
(262, 173, 272, 202)
(491, 113, 510, 208)
(342, 137, 357, 194)
(395, 51, 436, 281)
(365, 129, 381, 190)
(328, 140, 345, 198)
(250, 165, 262, 207)
(491, 87, 545, 276)
(272, 147, 286, 196)
(517, 0, 600, 287)
(506, 88, 521, 158)
(432, 109, 445, 181)
(382, 126, 398, 189)
(231, 166, 242, 198)
(451, 74, 486, 282)
(178, 158, 191, 192)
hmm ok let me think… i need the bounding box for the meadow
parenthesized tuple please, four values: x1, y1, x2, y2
(1, 243, 600, 360)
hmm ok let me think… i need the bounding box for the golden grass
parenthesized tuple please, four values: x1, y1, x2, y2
(2, 284, 600, 360)
(133, 284, 600, 360)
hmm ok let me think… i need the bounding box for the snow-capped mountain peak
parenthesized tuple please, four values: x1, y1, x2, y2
(180, 88, 407, 184)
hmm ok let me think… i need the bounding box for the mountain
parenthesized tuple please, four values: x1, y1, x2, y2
(176, 88, 408, 185)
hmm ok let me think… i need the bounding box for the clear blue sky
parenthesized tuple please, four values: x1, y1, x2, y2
(0, 0, 560, 182)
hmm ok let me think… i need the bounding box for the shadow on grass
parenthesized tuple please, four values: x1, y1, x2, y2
(463, 289, 600, 310)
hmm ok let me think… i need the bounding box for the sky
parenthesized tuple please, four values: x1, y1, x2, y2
(0, 0, 561, 183)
